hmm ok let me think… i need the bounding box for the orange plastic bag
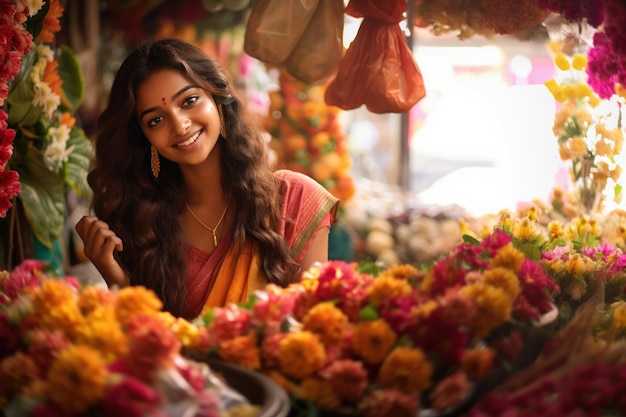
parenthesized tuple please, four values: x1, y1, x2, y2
(244, 0, 320, 65)
(283, 0, 345, 84)
(325, 0, 426, 113)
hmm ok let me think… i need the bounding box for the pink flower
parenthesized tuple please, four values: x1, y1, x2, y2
(322, 359, 368, 403)
(175, 358, 207, 394)
(260, 332, 286, 368)
(103, 377, 162, 417)
(209, 305, 252, 342)
(252, 289, 294, 330)
(27, 329, 70, 376)
(359, 389, 418, 417)
(1, 259, 43, 300)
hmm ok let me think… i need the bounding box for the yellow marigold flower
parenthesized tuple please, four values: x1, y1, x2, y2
(302, 303, 349, 346)
(299, 377, 342, 409)
(31, 280, 75, 312)
(218, 335, 261, 370)
(547, 220, 565, 240)
(571, 53, 587, 70)
(379, 346, 432, 394)
(460, 284, 512, 338)
(172, 317, 201, 348)
(612, 302, 626, 329)
(279, 331, 326, 380)
(380, 264, 419, 281)
(492, 244, 525, 273)
(35, 301, 85, 339)
(480, 267, 521, 301)
(461, 347, 495, 380)
(77, 306, 127, 363)
(512, 217, 537, 241)
(115, 286, 163, 325)
(351, 319, 397, 365)
(554, 53, 570, 71)
(366, 276, 412, 306)
(46, 345, 107, 414)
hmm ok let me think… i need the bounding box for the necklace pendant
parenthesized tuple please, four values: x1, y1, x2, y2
(212, 233, 218, 247)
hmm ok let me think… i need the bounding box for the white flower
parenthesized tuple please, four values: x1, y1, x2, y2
(36, 44, 54, 62)
(32, 81, 60, 120)
(44, 140, 75, 172)
(20, 0, 45, 17)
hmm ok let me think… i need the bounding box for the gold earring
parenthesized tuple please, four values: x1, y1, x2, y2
(217, 104, 227, 139)
(151, 145, 160, 178)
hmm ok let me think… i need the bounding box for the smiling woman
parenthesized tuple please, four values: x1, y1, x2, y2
(75, 38, 339, 319)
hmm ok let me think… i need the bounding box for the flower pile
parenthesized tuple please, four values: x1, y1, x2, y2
(0, 260, 259, 417)
(187, 230, 558, 416)
(265, 70, 355, 204)
(544, 47, 625, 216)
(1, 0, 92, 250)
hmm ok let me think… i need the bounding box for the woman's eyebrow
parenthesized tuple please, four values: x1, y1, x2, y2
(138, 85, 196, 121)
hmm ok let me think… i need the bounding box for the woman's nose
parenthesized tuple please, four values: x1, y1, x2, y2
(172, 113, 190, 134)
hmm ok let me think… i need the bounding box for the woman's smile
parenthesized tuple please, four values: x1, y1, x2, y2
(175, 129, 203, 148)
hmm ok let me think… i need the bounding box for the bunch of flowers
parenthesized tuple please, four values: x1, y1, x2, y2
(0, 261, 258, 417)
(265, 70, 355, 203)
(1, 0, 92, 251)
(413, 0, 549, 40)
(186, 230, 558, 417)
(536, 0, 626, 99)
(544, 47, 625, 216)
(494, 205, 626, 331)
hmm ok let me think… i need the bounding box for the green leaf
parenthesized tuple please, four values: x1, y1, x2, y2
(462, 234, 481, 245)
(359, 304, 379, 321)
(56, 45, 84, 112)
(18, 148, 65, 249)
(24, 1, 50, 40)
(65, 126, 92, 196)
(6, 74, 41, 126)
(516, 241, 542, 260)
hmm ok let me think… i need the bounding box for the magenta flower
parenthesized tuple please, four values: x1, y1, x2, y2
(1, 259, 43, 301)
(102, 377, 162, 417)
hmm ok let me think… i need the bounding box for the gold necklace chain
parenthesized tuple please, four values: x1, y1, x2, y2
(185, 198, 230, 247)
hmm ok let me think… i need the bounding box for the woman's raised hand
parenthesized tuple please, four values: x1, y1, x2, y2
(75, 215, 129, 288)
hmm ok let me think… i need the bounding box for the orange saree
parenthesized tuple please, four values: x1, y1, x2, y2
(182, 170, 339, 319)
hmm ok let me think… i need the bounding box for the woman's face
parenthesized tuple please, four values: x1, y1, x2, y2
(135, 69, 222, 168)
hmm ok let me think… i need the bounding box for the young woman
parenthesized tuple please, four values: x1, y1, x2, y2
(76, 38, 339, 319)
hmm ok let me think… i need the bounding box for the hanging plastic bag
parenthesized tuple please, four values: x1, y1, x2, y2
(283, 0, 345, 84)
(244, 0, 320, 65)
(325, 0, 426, 113)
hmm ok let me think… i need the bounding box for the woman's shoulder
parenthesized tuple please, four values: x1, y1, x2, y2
(274, 169, 324, 191)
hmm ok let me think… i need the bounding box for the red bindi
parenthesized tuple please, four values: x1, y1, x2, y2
(161, 97, 166, 105)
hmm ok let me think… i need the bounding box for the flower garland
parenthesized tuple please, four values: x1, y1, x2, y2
(414, 0, 549, 40)
(265, 70, 355, 204)
(0, 0, 92, 255)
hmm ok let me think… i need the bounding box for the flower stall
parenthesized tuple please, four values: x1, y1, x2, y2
(4, 0, 626, 416)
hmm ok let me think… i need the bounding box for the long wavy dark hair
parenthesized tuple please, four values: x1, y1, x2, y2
(88, 38, 298, 317)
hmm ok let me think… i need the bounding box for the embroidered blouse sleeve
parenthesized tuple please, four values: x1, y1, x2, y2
(275, 170, 339, 263)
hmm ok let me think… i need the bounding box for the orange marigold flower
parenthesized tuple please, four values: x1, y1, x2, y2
(60, 112, 76, 129)
(302, 302, 349, 346)
(264, 369, 295, 393)
(78, 285, 117, 316)
(366, 276, 412, 306)
(461, 347, 495, 381)
(279, 331, 326, 380)
(38, 0, 64, 43)
(31, 279, 75, 311)
(379, 264, 419, 281)
(46, 345, 108, 414)
(479, 267, 521, 302)
(492, 244, 525, 273)
(42, 59, 62, 97)
(379, 347, 432, 394)
(299, 377, 342, 409)
(429, 372, 471, 413)
(76, 306, 128, 363)
(218, 335, 261, 370)
(0, 352, 38, 397)
(460, 284, 512, 338)
(351, 319, 397, 365)
(33, 300, 85, 339)
(115, 286, 163, 325)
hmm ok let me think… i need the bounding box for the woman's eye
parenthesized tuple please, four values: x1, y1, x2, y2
(183, 96, 199, 107)
(148, 116, 163, 127)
